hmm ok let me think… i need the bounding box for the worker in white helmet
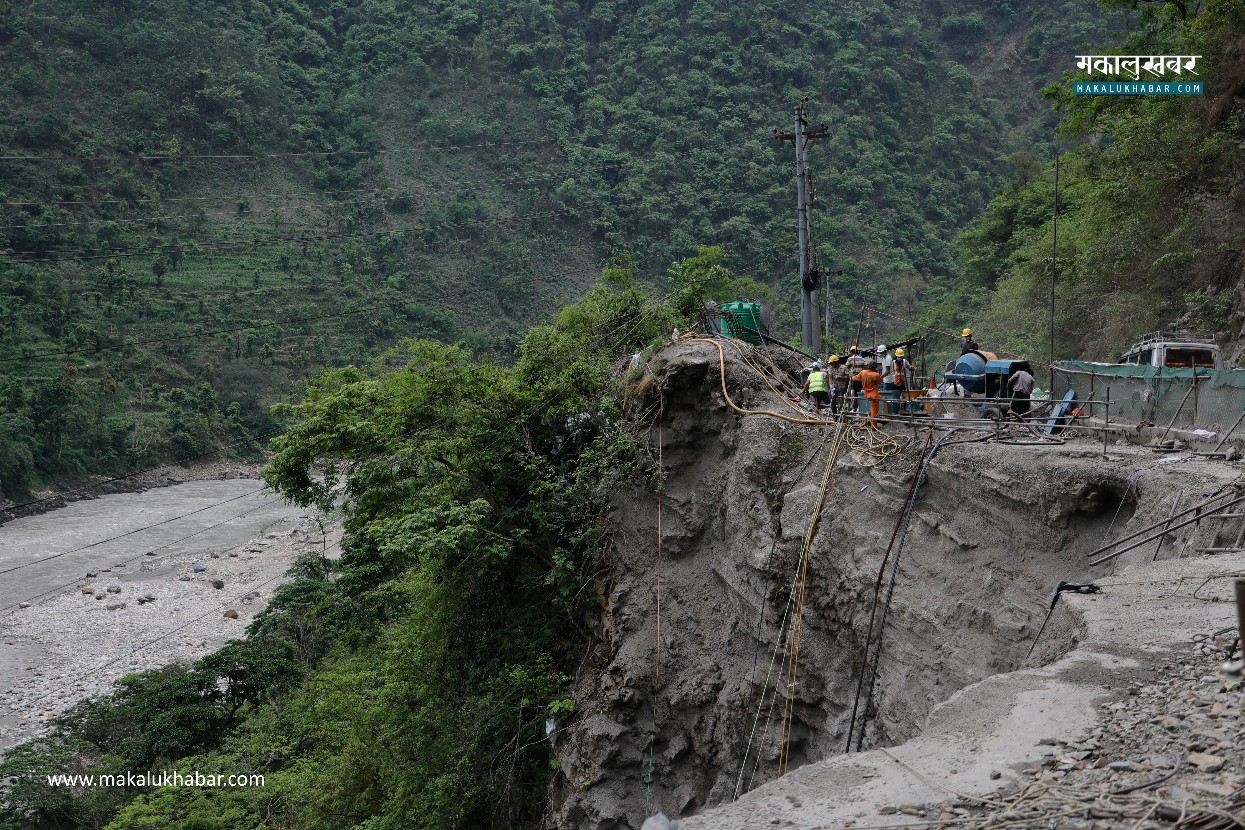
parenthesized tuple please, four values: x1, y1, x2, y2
(877, 344, 893, 386)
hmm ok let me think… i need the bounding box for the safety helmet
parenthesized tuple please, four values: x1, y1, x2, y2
(962, 328, 973, 337)
(848, 345, 858, 353)
(895, 348, 905, 357)
(876, 344, 887, 353)
(828, 354, 840, 363)
(812, 361, 822, 368)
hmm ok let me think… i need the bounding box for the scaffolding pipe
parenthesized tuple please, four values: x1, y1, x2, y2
(1157, 372, 1199, 445)
(1082, 490, 1239, 558)
(1212, 408, 1245, 454)
(1089, 494, 1245, 567)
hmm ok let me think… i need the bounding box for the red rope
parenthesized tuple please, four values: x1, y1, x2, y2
(656, 393, 663, 683)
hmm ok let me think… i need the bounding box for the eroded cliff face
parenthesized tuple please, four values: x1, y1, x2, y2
(546, 341, 1224, 830)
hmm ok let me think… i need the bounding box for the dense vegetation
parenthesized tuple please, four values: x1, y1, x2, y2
(0, 257, 761, 830)
(0, 0, 1116, 498)
(16, 1, 1245, 829)
(948, 0, 1245, 364)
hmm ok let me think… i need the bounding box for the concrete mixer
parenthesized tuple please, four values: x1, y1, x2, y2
(943, 350, 998, 394)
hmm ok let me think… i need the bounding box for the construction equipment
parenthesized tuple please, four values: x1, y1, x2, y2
(983, 360, 1032, 399)
(943, 350, 999, 394)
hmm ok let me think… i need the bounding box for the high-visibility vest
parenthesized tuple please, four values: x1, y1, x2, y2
(894, 359, 907, 384)
(808, 371, 829, 393)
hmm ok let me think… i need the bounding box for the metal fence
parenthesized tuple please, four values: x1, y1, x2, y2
(1053, 360, 1245, 437)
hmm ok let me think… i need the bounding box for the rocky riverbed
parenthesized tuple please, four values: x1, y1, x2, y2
(0, 482, 341, 753)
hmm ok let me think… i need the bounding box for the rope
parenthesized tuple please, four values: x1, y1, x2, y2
(656, 392, 664, 683)
(778, 418, 851, 774)
(845, 421, 911, 463)
(689, 337, 837, 426)
(735, 433, 831, 795)
(722, 338, 811, 419)
(733, 417, 850, 798)
(844, 433, 936, 752)
(847, 429, 992, 751)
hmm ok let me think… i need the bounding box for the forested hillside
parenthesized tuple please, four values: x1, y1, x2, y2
(0, 0, 1115, 498)
(11, 2, 1245, 830)
(953, 0, 1245, 365)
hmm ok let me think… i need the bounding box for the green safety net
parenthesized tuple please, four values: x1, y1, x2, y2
(1053, 360, 1245, 432)
(1056, 360, 1245, 390)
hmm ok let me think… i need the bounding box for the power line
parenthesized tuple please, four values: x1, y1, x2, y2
(0, 241, 664, 508)
(0, 161, 630, 226)
(1, 283, 689, 724)
(0, 491, 285, 614)
(0, 138, 556, 163)
(0, 427, 285, 517)
(0, 487, 264, 577)
(0, 251, 612, 358)
(2, 196, 646, 264)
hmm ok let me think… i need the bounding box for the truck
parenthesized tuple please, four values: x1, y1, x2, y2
(1117, 331, 1219, 371)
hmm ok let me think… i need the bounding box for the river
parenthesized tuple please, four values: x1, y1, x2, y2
(0, 480, 334, 753)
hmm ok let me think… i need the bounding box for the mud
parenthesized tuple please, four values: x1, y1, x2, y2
(546, 340, 1244, 830)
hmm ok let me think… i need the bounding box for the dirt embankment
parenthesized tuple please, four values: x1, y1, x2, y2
(545, 340, 1243, 830)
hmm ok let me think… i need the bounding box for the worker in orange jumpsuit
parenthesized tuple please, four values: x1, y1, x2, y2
(852, 360, 885, 428)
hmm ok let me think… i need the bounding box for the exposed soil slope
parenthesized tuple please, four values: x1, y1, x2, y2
(546, 340, 1243, 830)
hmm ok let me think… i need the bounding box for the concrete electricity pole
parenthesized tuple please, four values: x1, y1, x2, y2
(775, 98, 829, 352)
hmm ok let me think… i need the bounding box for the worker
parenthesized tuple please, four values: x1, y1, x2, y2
(852, 360, 884, 428)
(961, 328, 979, 355)
(802, 361, 831, 412)
(827, 354, 849, 414)
(880, 344, 895, 389)
(892, 347, 911, 393)
(1008, 366, 1035, 418)
(845, 345, 868, 406)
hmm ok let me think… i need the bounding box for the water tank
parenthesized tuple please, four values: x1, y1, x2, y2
(721, 302, 764, 345)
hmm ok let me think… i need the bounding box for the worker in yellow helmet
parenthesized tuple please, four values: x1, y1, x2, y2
(892, 347, 911, 393)
(961, 328, 979, 355)
(826, 354, 849, 415)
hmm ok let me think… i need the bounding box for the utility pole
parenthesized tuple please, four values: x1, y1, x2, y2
(1050, 150, 1060, 394)
(775, 98, 829, 352)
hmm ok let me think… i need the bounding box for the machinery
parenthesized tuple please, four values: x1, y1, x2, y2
(983, 359, 1033, 401)
(943, 350, 998, 394)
